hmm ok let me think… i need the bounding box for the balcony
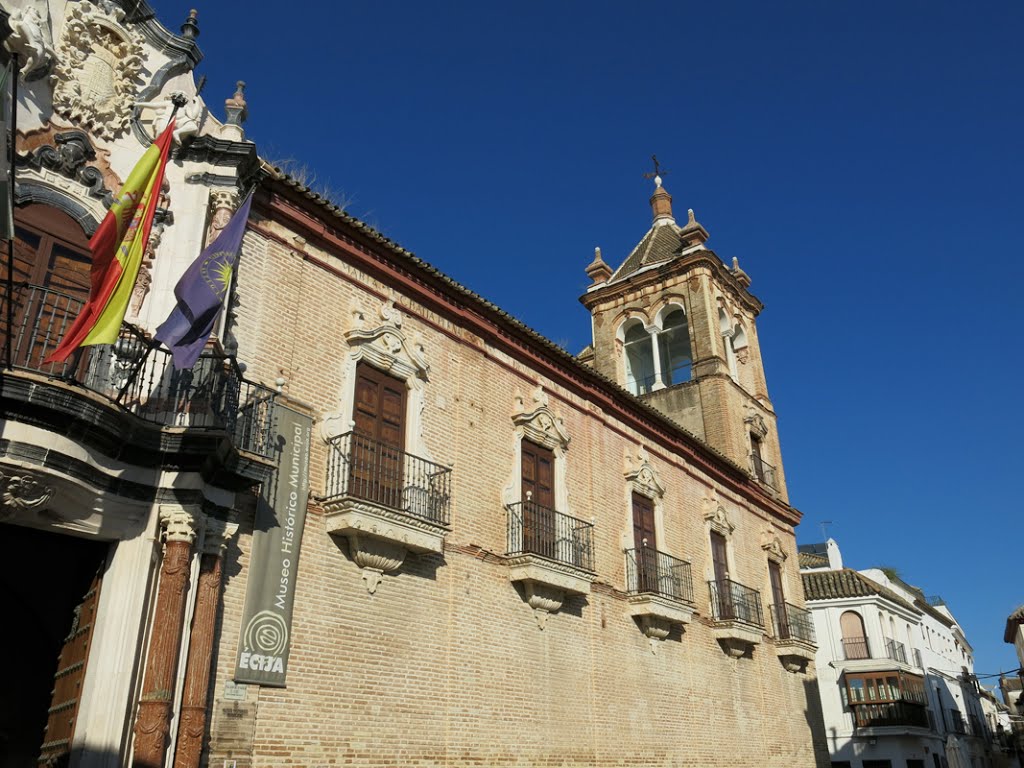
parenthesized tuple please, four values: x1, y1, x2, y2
(947, 708, 967, 735)
(886, 638, 908, 664)
(750, 453, 777, 490)
(709, 578, 765, 657)
(505, 501, 595, 627)
(771, 602, 817, 672)
(2, 284, 277, 461)
(624, 547, 696, 645)
(843, 636, 871, 660)
(853, 701, 930, 730)
(323, 431, 452, 593)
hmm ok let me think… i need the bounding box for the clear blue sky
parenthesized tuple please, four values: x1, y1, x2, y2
(152, 1, 1023, 679)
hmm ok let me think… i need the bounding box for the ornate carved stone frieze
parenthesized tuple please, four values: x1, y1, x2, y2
(51, 1, 146, 137)
(0, 470, 55, 520)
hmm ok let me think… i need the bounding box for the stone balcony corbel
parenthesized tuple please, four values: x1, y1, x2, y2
(323, 496, 449, 594)
(507, 554, 595, 629)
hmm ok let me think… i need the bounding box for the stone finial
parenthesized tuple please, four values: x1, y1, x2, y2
(585, 246, 613, 284)
(225, 81, 248, 126)
(731, 256, 751, 288)
(679, 207, 709, 248)
(649, 179, 674, 224)
(181, 9, 200, 40)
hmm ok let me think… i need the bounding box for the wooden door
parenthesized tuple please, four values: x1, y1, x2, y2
(710, 530, 732, 618)
(350, 362, 406, 509)
(631, 493, 657, 591)
(7, 205, 92, 371)
(521, 440, 555, 558)
(37, 565, 103, 766)
(769, 560, 788, 637)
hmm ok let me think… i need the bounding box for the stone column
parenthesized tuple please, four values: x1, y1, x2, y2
(132, 507, 197, 768)
(648, 328, 665, 390)
(173, 517, 238, 768)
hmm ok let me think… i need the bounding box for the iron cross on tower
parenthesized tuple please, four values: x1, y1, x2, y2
(642, 155, 667, 182)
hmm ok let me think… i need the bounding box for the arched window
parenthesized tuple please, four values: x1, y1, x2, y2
(840, 610, 869, 659)
(622, 320, 655, 395)
(657, 308, 692, 386)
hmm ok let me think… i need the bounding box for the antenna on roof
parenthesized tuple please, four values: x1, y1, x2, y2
(820, 520, 833, 540)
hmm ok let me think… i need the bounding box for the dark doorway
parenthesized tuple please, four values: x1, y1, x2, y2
(0, 524, 110, 768)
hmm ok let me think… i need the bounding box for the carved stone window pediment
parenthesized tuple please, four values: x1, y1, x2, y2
(624, 446, 665, 500)
(702, 491, 735, 538)
(761, 529, 787, 564)
(744, 406, 769, 439)
(511, 385, 569, 453)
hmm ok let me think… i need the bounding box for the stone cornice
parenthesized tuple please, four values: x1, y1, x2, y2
(256, 183, 802, 528)
(114, 0, 203, 68)
(580, 249, 764, 315)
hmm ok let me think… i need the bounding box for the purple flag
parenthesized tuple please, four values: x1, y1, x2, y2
(155, 192, 253, 369)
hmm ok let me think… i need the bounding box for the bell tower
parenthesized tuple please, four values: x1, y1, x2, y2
(579, 172, 787, 500)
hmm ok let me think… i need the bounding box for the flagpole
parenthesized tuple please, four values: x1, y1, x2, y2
(113, 94, 187, 402)
(221, 186, 256, 356)
(5, 53, 19, 372)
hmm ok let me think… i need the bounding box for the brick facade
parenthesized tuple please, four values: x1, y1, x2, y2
(203, 189, 829, 767)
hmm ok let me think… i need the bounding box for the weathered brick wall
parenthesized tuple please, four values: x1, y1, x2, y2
(203, 217, 827, 767)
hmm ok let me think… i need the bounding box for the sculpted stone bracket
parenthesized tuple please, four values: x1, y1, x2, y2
(711, 620, 763, 659)
(323, 496, 447, 594)
(507, 554, 594, 630)
(774, 638, 816, 673)
(627, 594, 695, 654)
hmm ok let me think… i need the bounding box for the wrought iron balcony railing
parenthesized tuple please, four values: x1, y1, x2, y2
(886, 638, 908, 664)
(853, 701, 929, 729)
(771, 602, 816, 644)
(506, 501, 594, 572)
(2, 283, 276, 457)
(750, 453, 777, 490)
(625, 546, 694, 603)
(324, 431, 452, 526)
(708, 578, 764, 628)
(842, 636, 871, 660)
(947, 708, 967, 734)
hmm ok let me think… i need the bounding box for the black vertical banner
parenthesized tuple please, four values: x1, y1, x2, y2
(234, 405, 312, 687)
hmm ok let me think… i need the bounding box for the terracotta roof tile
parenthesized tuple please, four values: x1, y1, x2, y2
(801, 569, 921, 617)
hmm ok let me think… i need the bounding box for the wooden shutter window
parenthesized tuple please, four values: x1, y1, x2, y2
(349, 362, 407, 508)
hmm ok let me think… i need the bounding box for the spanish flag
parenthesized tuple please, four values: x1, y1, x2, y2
(45, 121, 175, 363)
